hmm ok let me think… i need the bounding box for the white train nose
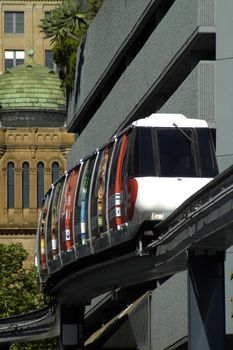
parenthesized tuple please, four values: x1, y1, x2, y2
(133, 177, 213, 223)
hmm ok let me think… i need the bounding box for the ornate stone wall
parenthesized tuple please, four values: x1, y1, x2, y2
(0, 126, 74, 233)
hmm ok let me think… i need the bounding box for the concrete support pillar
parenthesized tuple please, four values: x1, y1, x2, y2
(188, 251, 225, 350)
(60, 305, 85, 350)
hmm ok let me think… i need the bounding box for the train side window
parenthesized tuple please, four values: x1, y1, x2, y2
(128, 127, 156, 177)
(108, 132, 131, 231)
(90, 152, 102, 239)
(73, 164, 84, 245)
(115, 134, 130, 229)
(121, 131, 132, 182)
(196, 128, 218, 177)
(47, 180, 64, 261)
(67, 167, 80, 245)
(74, 157, 96, 246)
(157, 128, 196, 177)
(59, 174, 69, 252)
(59, 170, 77, 252)
(109, 139, 123, 188)
(63, 173, 73, 252)
(91, 147, 113, 237)
(38, 192, 50, 269)
(108, 139, 123, 231)
(45, 187, 55, 262)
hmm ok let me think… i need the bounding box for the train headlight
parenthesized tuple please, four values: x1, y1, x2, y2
(150, 212, 164, 221)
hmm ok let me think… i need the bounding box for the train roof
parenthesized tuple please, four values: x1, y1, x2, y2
(132, 113, 208, 128)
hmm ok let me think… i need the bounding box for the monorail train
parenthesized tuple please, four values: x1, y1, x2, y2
(36, 113, 218, 283)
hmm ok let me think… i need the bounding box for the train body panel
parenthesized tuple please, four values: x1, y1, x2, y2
(130, 177, 212, 226)
(35, 114, 219, 284)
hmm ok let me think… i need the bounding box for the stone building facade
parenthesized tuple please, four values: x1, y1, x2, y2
(0, 0, 62, 74)
(0, 57, 74, 263)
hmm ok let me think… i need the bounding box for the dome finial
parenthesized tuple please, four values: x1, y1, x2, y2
(26, 49, 35, 64)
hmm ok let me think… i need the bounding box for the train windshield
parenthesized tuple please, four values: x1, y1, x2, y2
(128, 127, 218, 178)
(158, 128, 196, 176)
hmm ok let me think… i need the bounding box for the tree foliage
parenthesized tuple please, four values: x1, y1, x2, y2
(40, 0, 104, 89)
(0, 243, 44, 317)
(52, 35, 80, 90)
(10, 338, 58, 350)
(41, 0, 88, 44)
(0, 243, 57, 349)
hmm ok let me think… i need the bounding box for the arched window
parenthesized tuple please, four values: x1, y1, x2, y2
(52, 162, 59, 183)
(22, 162, 29, 208)
(37, 162, 44, 208)
(7, 162, 14, 208)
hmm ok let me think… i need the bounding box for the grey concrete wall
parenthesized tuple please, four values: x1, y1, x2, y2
(67, 0, 215, 167)
(151, 272, 187, 350)
(216, 58, 233, 170)
(225, 249, 233, 335)
(215, 3, 233, 336)
(216, 0, 233, 171)
(159, 61, 215, 127)
(67, 0, 155, 126)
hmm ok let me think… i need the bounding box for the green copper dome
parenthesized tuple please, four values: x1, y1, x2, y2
(0, 63, 65, 111)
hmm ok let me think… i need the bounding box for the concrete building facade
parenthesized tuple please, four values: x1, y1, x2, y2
(0, 0, 61, 75)
(66, 0, 233, 348)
